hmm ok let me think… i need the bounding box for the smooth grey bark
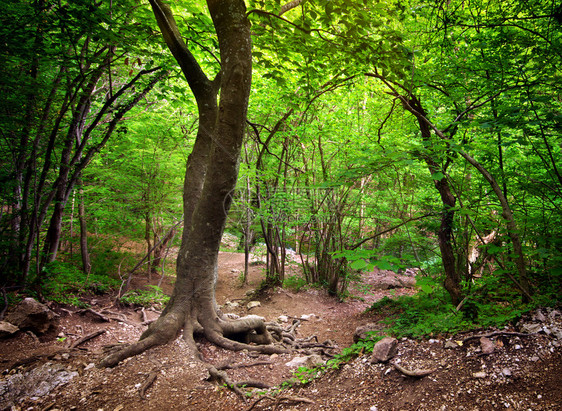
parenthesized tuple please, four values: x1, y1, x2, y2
(100, 0, 284, 368)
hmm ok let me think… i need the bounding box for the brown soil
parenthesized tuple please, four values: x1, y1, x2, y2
(1, 251, 561, 410)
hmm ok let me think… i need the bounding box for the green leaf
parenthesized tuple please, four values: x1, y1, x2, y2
(350, 259, 368, 270)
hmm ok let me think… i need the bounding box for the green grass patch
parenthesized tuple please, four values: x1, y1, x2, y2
(120, 285, 170, 307)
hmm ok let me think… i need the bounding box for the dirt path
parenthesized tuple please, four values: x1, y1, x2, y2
(1, 252, 561, 410)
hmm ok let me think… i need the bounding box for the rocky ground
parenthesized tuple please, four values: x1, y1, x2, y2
(1, 251, 561, 410)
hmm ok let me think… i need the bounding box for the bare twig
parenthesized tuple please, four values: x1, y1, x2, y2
(70, 330, 106, 349)
(77, 308, 110, 322)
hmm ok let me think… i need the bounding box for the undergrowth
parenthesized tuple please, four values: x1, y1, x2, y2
(120, 285, 170, 307)
(39, 261, 120, 307)
(367, 274, 560, 339)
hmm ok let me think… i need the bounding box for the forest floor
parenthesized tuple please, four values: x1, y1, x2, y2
(1, 251, 561, 410)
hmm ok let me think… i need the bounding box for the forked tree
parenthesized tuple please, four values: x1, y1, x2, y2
(100, 0, 286, 368)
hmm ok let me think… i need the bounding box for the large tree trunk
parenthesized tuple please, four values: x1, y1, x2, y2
(100, 0, 284, 368)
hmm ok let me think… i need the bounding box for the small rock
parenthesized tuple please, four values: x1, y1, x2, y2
(472, 371, 487, 378)
(285, 354, 324, 369)
(278, 315, 289, 323)
(353, 323, 382, 343)
(429, 339, 440, 344)
(501, 368, 512, 377)
(514, 344, 522, 350)
(534, 310, 547, 322)
(548, 309, 560, 320)
(246, 301, 261, 310)
(84, 363, 95, 371)
(444, 340, 458, 349)
(520, 323, 542, 334)
(0, 321, 19, 338)
(370, 337, 398, 363)
(530, 355, 540, 362)
(224, 301, 239, 309)
(550, 327, 562, 340)
(480, 337, 495, 354)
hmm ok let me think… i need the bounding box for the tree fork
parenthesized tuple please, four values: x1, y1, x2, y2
(100, 0, 286, 369)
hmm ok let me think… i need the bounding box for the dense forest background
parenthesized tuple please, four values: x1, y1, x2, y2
(1, 0, 560, 336)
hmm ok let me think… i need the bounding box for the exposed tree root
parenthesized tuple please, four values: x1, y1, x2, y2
(97, 305, 337, 401)
(217, 360, 272, 370)
(247, 394, 315, 411)
(207, 365, 247, 400)
(392, 362, 436, 378)
(77, 308, 110, 322)
(139, 371, 158, 400)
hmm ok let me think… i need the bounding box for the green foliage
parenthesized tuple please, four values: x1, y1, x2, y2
(333, 333, 384, 363)
(120, 285, 170, 308)
(282, 274, 308, 292)
(39, 261, 119, 307)
(367, 273, 560, 339)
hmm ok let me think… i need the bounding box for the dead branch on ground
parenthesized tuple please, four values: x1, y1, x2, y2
(70, 330, 106, 349)
(247, 394, 315, 411)
(392, 362, 436, 377)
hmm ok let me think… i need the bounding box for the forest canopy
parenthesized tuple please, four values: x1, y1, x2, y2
(0, 0, 560, 346)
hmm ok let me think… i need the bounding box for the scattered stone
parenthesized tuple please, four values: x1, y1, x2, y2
(224, 300, 239, 309)
(472, 371, 487, 378)
(520, 323, 542, 334)
(444, 340, 458, 349)
(534, 310, 547, 322)
(480, 337, 495, 354)
(0, 363, 78, 409)
(5, 297, 59, 334)
(353, 323, 382, 343)
(530, 355, 540, 362)
(278, 315, 289, 323)
(246, 301, 261, 310)
(502, 368, 512, 377)
(285, 354, 324, 369)
(548, 309, 560, 320)
(370, 337, 398, 363)
(300, 314, 316, 321)
(550, 327, 562, 340)
(514, 344, 522, 350)
(0, 321, 19, 338)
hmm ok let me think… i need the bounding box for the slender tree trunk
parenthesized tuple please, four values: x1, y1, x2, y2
(459, 150, 532, 301)
(78, 180, 91, 275)
(408, 96, 462, 305)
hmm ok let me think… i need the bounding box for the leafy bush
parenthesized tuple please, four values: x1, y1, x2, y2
(367, 272, 560, 339)
(40, 261, 119, 306)
(283, 274, 308, 292)
(120, 285, 169, 307)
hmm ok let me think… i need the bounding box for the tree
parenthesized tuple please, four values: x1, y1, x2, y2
(0, 0, 167, 286)
(101, 0, 285, 368)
